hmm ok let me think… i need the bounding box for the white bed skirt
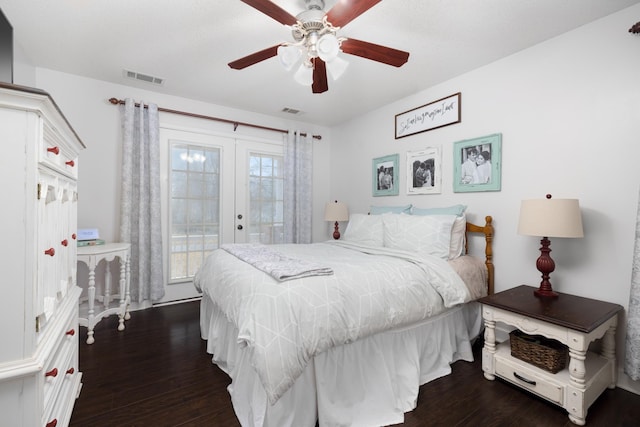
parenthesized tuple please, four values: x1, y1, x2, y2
(200, 296, 483, 427)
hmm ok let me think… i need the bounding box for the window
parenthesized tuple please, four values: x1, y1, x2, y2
(160, 128, 284, 291)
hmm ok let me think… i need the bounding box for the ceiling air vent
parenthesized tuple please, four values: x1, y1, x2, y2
(282, 107, 303, 115)
(123, 69, 164, 86)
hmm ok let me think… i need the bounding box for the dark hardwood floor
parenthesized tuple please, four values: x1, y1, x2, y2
(70, 300, 640, 427)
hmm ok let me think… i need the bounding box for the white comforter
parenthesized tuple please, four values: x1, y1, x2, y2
(193, 240, 471, 404)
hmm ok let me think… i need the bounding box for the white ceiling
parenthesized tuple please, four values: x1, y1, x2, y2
(1, 0, 638, 126)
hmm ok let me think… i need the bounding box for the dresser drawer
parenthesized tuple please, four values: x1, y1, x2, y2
(40, 121, 79, 179)
(43, 305, 79, 423)
(495, 349, 564, 405)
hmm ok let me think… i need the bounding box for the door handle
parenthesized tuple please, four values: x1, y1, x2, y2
(237, 225, 243, 230)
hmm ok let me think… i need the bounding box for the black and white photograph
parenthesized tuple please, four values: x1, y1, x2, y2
(372, 153, 399, 196)
(406, 147, 441, 195)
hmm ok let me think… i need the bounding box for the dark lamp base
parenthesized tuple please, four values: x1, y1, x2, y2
(534, 287, 559, 298)
(332, 221, 341, 240)
(533, 236, 559, 298)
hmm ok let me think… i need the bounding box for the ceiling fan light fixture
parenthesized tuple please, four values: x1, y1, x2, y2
(277, 45, 302, 71)
(317, 33, 340, 62)
(294, 62, 313, 86)
(326, 55, 349, 80)
(229, 0, 409, 94)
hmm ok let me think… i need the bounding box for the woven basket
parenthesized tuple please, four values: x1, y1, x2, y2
(509, 330, 568, 373)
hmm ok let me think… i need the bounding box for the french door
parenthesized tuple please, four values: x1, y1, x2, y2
(157, 127, 284, 303)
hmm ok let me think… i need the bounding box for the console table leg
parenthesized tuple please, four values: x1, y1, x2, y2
(104, 259, 112, 311)
(117, 256, 126, 331)
(124, 254, 131, 321)
(86, 267, 96, 345)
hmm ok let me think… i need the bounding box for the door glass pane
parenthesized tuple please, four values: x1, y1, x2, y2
(248, 153, 284, 244)
(169, 143, 220, 281)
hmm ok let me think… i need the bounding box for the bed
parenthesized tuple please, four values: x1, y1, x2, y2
(195, 210, 494, 427)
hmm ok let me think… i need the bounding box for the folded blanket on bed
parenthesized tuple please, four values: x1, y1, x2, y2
(221, 243, 334, 281)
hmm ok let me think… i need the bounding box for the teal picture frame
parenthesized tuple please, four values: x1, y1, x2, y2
(372, 154, 399, 196)
(453, 133, 502, 193)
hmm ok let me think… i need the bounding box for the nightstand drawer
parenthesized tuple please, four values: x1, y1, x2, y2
(495, 351, 563, 404)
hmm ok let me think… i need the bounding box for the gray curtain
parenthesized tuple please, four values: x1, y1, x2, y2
(119, 99, 165, 302)
(626, 187, 640, 380)
(283, 131, 313, 244)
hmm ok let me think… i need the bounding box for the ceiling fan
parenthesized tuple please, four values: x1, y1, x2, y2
(228, 0, 410, 94)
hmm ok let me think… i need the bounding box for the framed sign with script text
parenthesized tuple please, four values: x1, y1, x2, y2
(394, 93, 461, 139)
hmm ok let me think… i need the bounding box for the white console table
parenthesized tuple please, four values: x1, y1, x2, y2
(77, 243, 131, 344)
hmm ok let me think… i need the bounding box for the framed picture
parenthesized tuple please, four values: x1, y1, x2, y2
(406, 147, 441, 195)
(395, 93, 461, 139)
(372, 154, 399, 196)
(453, 133, 502, 193)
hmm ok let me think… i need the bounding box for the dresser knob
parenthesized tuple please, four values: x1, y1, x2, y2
(66, 367, 75, 375)
(72, 233, 77, 240)
(61, 239, 68, 247)
(45, 368, 58, 378)
(44, 248, 55, 257)
(66, 329, 75, 336)
(47, 146, 60, 155)
(46, 419, 58, 427)
(65, 160, 75, 167)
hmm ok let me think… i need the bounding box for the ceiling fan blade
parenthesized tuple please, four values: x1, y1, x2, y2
(341, 38, 409, 67)
(312, 58, 328, 94)
(326, 0, 382, 28)
(228, 45, 280, 70)
(240, 0, 298, 26)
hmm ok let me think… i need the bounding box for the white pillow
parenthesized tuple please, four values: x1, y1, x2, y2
(342, 213, 384, 247)
(382, 214, 456, 259)
(449, 214, 467, 260)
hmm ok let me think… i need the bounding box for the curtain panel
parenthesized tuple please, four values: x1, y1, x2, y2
(119, 99, 165, 302)
(626, 187, 640, 380)
(283, 131, 313, 244)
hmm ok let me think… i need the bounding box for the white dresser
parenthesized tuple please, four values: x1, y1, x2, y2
(0, 83, 85, 427)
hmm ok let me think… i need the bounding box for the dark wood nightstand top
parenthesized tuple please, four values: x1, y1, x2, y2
(478, 285, 623, 333)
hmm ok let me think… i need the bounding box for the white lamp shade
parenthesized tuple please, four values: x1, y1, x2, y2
(518, 198, 584, 238)
(277, 45, 301, 71)
(324, 201, 349, 221)
(317, 34, 340, 62)
(294, 62, 313, 86)
(326, 55, 349, 80)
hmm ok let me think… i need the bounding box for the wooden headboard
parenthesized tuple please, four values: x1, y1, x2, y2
(465, 215, 494, 295)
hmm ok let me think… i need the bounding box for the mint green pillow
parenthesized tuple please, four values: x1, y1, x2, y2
(369, 204, 412, 215)
(412, 204, 467, 217)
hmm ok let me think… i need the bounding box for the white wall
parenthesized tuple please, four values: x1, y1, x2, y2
(329, 5, 640, 392)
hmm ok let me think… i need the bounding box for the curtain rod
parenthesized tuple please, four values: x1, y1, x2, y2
(108, 98, 322, 140)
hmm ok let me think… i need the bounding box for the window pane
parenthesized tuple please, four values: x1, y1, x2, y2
(169, 143, 220, 281)
(248, 152, 284, 245)
(261, 157, 273, 176)
(261, 178, 273, 199)
(249, 156, 261, 175)
(172, 171, 188, 197)
(171, 145, 188, 171)
(188, 174, 204, 198)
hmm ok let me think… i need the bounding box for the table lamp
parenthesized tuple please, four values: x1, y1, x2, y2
(324, 200, 349, 239)
(517, 194, 584, 298)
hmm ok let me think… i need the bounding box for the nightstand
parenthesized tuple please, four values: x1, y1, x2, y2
(478, 285, 623, 426)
